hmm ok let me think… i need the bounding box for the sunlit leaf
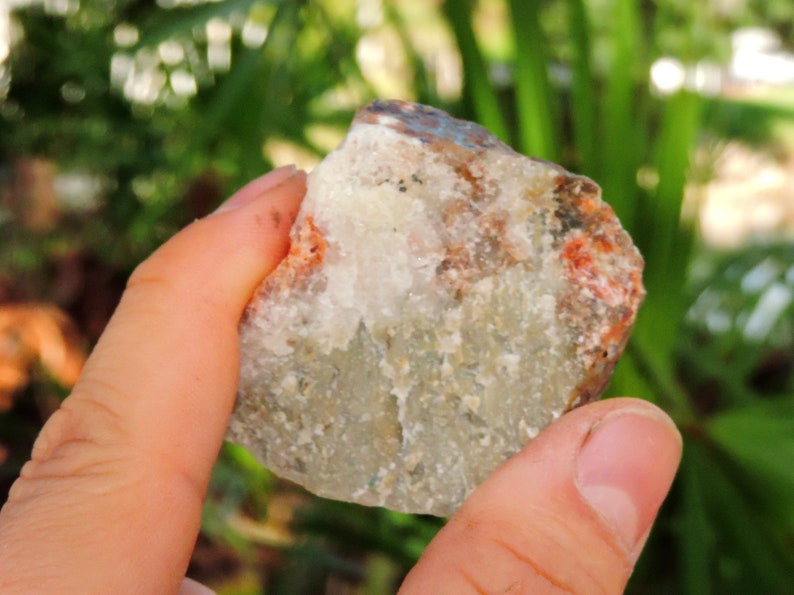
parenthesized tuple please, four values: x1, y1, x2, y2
(631, 92, 702, 392)
(640, 91, 701, 327)
(442, 0, 510, 143)
(565, 0, 597, 175)
(507, 0, 558, 161)
(598, 0, 645, 228)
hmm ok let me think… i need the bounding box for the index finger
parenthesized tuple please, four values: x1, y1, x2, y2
(0, 168, 306, 594)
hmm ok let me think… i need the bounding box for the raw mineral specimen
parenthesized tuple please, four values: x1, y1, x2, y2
(229, 100, 645, 516)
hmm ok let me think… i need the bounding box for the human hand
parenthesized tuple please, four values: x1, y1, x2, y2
(0, 166, 681, 594)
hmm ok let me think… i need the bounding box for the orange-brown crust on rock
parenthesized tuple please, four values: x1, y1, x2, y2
(552, 175, 645, 410)
(290, 215, 327, 274)
(246, 215, 327, 319)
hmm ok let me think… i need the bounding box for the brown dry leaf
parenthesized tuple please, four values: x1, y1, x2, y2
(5, 158, 60, 231)
(0, 303, 86, 410)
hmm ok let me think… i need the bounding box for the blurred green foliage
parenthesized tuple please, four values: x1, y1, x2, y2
(2, 0, 794, 593)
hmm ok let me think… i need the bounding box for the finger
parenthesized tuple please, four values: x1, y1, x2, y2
(0, 167, 306, 594)
(399, 398, 682, 594)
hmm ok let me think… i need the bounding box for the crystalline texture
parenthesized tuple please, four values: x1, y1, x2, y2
(228, 100, 645, 516)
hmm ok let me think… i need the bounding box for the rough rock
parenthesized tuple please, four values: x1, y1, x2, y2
(228, 100, 645, 516)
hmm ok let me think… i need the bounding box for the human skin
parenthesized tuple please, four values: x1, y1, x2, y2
(0, 166, 681, 594)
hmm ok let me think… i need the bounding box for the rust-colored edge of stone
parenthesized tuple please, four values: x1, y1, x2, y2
(552, 175, 645, 410)
(242, 214, 326, 323)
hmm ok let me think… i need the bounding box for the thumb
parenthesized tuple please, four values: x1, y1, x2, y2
(399, 397, 682, 594)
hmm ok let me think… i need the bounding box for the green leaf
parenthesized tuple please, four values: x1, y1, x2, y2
(678, 442, 715, 594)
(133, 0, 264, 50)
(625, 335, 695, 424)
(442, 0, 510, 142)
(565, 0, 597, 175)
(640, 91, 701, 328)
(603, 343, 657, 404)
(696, 440, 794, 592)
(598, 0, 645, 228)
(201, 46, 265, 139)
(507, 0, 558, 161)
(626, 91, 700, 416)
(707, 397, 794, 493)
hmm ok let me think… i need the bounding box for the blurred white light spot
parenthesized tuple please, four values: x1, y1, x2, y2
(733, 27, 780, 54)
(650, 57, 685, 95)
(357, 0, 383, 29)
(44, 0, 78, 16)
(705, 309, 732, 334)
(207, 43, 231, 72)
(698, 143, 794, 247)
(741, 258, 782, 293)
(205, 18, 232, 71)
(170, 69, 197, 96)
(636, 166, 660, 191)
(241, 19, 268, 48)
(110, 53, 134, 88)
(355, 29, 412, 99)
(158, 41, 185, 66)
(60, 81, 85, 103)
(124, 66, 167, 105)
(356, 34, 385, 70)
(0, 7, 10, 63)
(206, 18, 232, 44)
(732, 49, 794, 85)
(743, 283, 793, 341)
(114, 23, 139, 48)
(433, 48, 462, 101)
(691, 61, 722, 96)
(54, 172, 103, 211)
(730, 28, 794, 85)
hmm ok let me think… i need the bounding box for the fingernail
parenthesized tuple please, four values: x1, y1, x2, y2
(576, 408, 682, 555)
(178, 577, 216, 595)
(213, 165, 298, 214)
